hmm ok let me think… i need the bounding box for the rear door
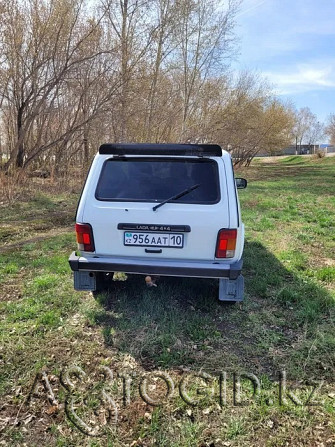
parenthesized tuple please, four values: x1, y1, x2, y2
(80, 155, 230, 261)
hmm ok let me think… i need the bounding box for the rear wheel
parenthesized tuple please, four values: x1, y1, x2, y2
(218, 300, 237, 306)
(93, 272, 113, 296)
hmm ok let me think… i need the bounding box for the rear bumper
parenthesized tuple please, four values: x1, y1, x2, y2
(68, 251, 242, 280)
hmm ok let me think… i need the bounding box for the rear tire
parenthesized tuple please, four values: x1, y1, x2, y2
(218, 300, 237, 306)
(93, 272, 113, 296)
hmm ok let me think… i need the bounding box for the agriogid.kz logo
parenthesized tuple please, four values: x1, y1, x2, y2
(26, 365, 325, 437)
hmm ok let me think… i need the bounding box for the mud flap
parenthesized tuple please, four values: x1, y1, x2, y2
(74, 271, 96, 291)
(218, 275, 244, 302)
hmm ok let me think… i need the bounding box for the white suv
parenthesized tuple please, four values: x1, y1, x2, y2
(69, 143, 247, 302)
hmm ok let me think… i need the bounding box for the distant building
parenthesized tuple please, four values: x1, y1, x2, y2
(257, 144, 335, 157)
(282, 144, 335, 155)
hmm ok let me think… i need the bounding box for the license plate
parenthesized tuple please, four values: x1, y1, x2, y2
(124, 232, 184, 248)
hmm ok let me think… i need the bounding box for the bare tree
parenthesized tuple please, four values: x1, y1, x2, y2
(0, 0, 312, 176)
(291, 107, 314, 155)
(101, 0, 155, 142)
(142, 0, 179, 141)
(0, 0, 118, 170)
(325, 114, 335, 145)
(305, 119, 325, 153)
(189, 71, 295, 166)
(173, 0, 240, 140)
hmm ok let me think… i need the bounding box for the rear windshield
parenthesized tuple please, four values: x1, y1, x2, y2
(95, 158, 220, 204)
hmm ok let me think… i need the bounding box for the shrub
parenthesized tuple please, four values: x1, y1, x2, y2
(314, 149, 326, 159)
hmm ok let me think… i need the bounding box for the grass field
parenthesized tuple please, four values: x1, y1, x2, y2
(0, 156, 334, 446)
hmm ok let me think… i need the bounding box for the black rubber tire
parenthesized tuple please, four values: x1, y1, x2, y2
(218, 300, 237, 306)
(93, 272, 113, 295)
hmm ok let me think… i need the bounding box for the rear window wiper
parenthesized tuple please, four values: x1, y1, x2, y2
(153, 184, 200, 211)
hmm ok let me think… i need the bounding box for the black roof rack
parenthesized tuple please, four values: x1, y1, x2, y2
(99, 143, 222, 157)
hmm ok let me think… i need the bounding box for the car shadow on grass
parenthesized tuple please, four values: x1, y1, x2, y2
(90, 241, 334, 382)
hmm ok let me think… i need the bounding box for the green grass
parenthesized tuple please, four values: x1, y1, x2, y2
(279, 155, 308, 164)
(0, 190, 77, 245)
(0, 157, 335, 446)
(225, 417, 246, 440)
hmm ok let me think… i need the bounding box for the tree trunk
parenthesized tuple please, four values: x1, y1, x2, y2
(83, 127, 89, 165)
(16, 107, 25, 168)
(120, 0, 129, 143)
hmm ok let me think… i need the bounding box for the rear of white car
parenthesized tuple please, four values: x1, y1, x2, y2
(69, 143, 246, 301)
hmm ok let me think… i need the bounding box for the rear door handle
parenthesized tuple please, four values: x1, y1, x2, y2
(145, 248, 162, 253)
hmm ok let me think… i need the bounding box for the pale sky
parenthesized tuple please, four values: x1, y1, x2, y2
(234, 0, 335, 125)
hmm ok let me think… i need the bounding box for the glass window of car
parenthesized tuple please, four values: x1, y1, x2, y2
(95, 158, 220, 204)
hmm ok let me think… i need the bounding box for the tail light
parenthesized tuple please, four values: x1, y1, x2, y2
(215, 229, 237, 258)
(75, 223, 95, 252)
